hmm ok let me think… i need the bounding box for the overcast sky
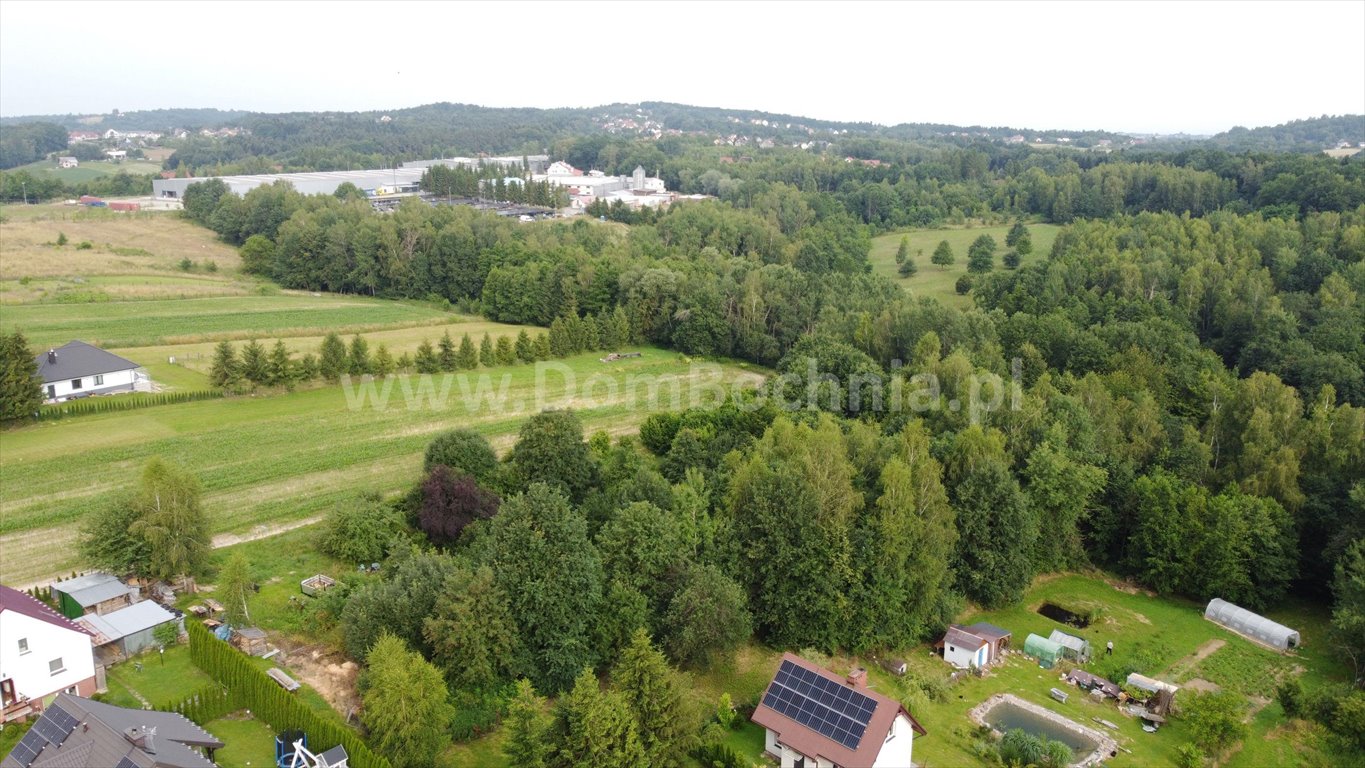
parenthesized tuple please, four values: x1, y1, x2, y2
(2, 1, 1362, 135)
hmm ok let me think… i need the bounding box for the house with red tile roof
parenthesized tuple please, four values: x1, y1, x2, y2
(752, 652, 926, 768)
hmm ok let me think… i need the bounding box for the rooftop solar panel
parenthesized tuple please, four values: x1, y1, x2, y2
(114, 757, 140, 768)
(9, 730, 44, 767)
(762, 659, 879, 751)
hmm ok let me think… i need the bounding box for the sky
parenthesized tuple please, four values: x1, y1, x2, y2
(1, 1, 1362, 135)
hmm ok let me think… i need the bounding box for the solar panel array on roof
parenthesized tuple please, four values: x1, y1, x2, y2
(8, 702, 79, 767)
(760, 659, 877, 750)
(114, 757, 141, 768)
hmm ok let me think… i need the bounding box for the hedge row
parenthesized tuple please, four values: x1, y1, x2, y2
(39, 389, 222, 419)
(186, 621, 389, 768)
(157, 683, 237, 725)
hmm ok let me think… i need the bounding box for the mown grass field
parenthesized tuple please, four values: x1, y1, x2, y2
(0, 349, 764, 586)
(12, 159, 165, 183)
(0, 203, 243, 292)
(2, 294, 459, 350)
(870, 223, 1061, 306)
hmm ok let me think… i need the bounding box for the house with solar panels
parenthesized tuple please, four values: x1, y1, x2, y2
(0, 693, 225, 768)
(0, 585, 97, 724)
(752, 652, 927, 768)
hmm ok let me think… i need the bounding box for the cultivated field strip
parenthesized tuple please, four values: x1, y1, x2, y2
(1, 294, 455, 349)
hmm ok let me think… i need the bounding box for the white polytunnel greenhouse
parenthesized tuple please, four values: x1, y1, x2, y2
(1204, 598, 1300, 650)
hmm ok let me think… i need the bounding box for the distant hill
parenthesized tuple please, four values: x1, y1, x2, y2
(1208, 114, 1364, 152)
(0, 108, 249, 131)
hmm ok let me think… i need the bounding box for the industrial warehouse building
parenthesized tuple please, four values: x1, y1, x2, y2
(152, 168, 429, 199)
(153, 156, 553, 200)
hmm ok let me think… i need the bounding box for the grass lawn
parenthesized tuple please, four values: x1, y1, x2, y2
(12, 159, 164, 183)
(102, 644, 214, 709)
(202, 714, 278, 768)
(0, 348, 764, 586)
(870, 223, 1061, 307)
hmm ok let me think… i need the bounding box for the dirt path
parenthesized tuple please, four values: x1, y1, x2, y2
(1165, 638, 1226, 679)
(209, 515, 324, 548)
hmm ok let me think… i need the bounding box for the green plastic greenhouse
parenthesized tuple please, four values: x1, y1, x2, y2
(1024, 633, 1064, 668)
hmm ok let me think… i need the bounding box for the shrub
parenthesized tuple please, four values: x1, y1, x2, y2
(955, 274, 974, 294)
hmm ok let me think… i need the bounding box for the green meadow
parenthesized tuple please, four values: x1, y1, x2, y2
(870, 223, 1061, 306)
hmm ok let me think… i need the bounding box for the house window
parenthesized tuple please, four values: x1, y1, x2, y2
(64, 685, 79, 695)
(94, 374, 104, 386)
(70, 378, 82, 390)
(49, 658, 65, 676)
(17, 638, 28, 655)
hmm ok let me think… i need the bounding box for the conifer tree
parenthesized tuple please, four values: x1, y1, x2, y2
(373, 344, 396, 375)
(505, 679, 551, 768)
(533, 333, 552, 361)
(438, 331, 457, 372)
(209, 340, 240, 390)
(415, 339, 440, 374)
(496, 335, 516, 366)
(240, 339, 268, 387)
(612, 629, 693, 767)
(549, 668, 645, 768)
(361, 634, 456, 768)
(457, 333, 479, 369)
(480, 333, 496, 367)
(515, 329, 535, 363)
(894, 235, 910, 264)
(319, 333, 347, 382)
(0, 331, 42, 421)
(349, 334, 371, 376)
(266, 340, 293, 387)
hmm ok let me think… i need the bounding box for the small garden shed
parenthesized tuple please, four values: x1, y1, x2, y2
(1204, 598, 1300, 650)
(1023, 633, 1064, 668)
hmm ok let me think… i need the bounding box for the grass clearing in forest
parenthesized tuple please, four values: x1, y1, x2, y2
(870, 223, 1061, 306)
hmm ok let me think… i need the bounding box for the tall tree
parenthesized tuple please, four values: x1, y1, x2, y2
(319, 333, 347, 382)
(217, 551, 253, 627)
(504, 679, 552, 768)
(419, 465, 501, 546)
(662, 564, 751, 668)
(457, 333, 479, 369)
(894, 236, 910, 264)
(507, 410, 598, 501)
(424, 428, 499, 482)
(481, 483, 604, 693)
(0, 330, 42, 420)
(967, 233, 997, 273)
(850, 421, 958, 650)
(1024, 427, 1107, 572)
(415, 339, 440, 374)
(495, 335, 516, 366)
(1006, 221, 1032, 255)
(515, 329, 535, 363)
(372, 343, 396, 375)
(208, 340, 240, 390)
(349, 334, 371, 376)
(950, 429, 1036, 608)
(438, 331, 457, 372)
(1330, 535, 1365, 682)
(128, 458, 210, 578)
(930, 239, 955, 269)
(423, 565, 518, 691)
(239, 339, 268, 387)
(479, 333, 496, 367)
(265, 340, 294, 386)
(360, 633, 456, 768)
(547, 668, 645, 768)
(612, 629, 693, 768)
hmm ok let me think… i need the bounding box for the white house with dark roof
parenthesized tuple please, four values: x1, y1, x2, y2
(0, 585, 97, 722)
(752, 653, 926, 768)
(34, 340, 144, 402)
